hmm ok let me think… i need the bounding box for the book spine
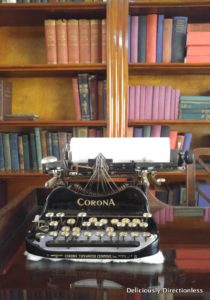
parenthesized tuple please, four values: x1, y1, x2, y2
(185, 55, 210, 63)
(90, 19, 101, 63)
(2, 81, 12, 119)
(150, 124, 161, 137)
(182, 132, 192, 152)
(44, 19, 57, 64)
(146, 14, 157, 63)
(179, 112, 210, 120)
(0, 133, 5, 171)
(171, 16, 188, 62)
(101, 19, 106, 64)
(29, 133, 38, 171)
(139, 86, 146, 119)
(41, 130, 47, 158)
(52, 132, 60, 159)
(187, 31, 210, 46)
(144, 86, 153, 119)
(35, 127, 43, 171)
(88, 74, 98, 120)
(164, 86, 172, 120)
(103, 79, 107, 120)
(67, 19, 79, 63)
(138, 15, 147, 63)
(79, 19, 91, 63)
(58, 132, 67, 160)
(156, 14, 164, 63)
(97, 80, 104, 120)
(180, 95, 210, 101)
(152, 86, 160, 119)
(134, 86, 140, 119)
(9, 132, 20, 171)
(158, 86, 166, 120)
(188, 23, 210, 32)
(133, 127, 143, 137)
(128, 86, 135, 120)
(0, 181, 7, 209)
(130, 16, 138, 63)
(46, 131, 53, 156)
(72, 78, 82, 120)
(22, 134, 30, 170)
(162, 18, 173, 63)
(56, 19, 68, 64)
(2, 133, 11, 171)
(187, 45, 210, 56)
(180, 102, 210, 109)
(78, 73, 91, 120)
(18, 135, 24, 170)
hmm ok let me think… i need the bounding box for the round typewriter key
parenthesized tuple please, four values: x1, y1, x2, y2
(143, 222, 148, 228)
(89, 217, 97, 223)
(111, 218, 119, 225)
(61, 226, 70, 232)
(128, 222, 137, 228)
(49, 220, 58, 229)
(77, 212, 87, 218)
(67, 218, 76, 225)
(107, 231, 116, 240)
(61, 231, 70, 239)
(143, 232, 151, 239)
(82, 221, 88, 227)
(131, 232, 139, 240)
(143, 212, 152, 218)
(72, 227, 81, 233)
(96, 231, 105, 239)
(119, 231, 128, 240)
(49, 231, 58, 239)
(84, 231, 92, 239)
(132, 218, 140, 225)
(106, 226, 114, 233)
(117, 222, 125, 228)
(39, 225, 49, 233)
(72, 231, 80, 238)
(121, 218, 130, 224)
(45, 212, 54, 221)
(35, 232, 45, 241)
(99, 218, 108, 225)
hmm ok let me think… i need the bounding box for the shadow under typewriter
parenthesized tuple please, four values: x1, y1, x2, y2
(25, 185, 164, 264)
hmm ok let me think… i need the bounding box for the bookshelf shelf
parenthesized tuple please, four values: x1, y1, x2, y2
(0, 120, 107, 127)
(128, 120, 210, 126)
(0, 64, 106, 77)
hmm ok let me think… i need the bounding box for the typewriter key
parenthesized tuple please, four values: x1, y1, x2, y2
(84, 231, 92, 240)
(117, 222, 125, 228)
(143, 212, 152, 218)
(119, 231, 128, 240)
(96, 231, 105, 239)
(49, 220, 58, 229)
(111, 218, 119, 225)
(35, 232, 45, 241)
(131, 232, 139, 240)
(132, 218, 140, 225)
(143, 232, 151, 239)
(45, 212, 54, 221)
(89, 217, 98, 224)
(106, 226, 114, 233)
(77, 212, 87, 218)
(99, 218, 108, 225)
(56, 212, 65, 223)
(95, 221, 103, 228)
(121, 218, 130, 224)
(72, 226, 81, 233)
(67, 218, 76, 225)
(107, 231, 116, 240)
(49, 231, 58, 239)
(61, 231, 70, 240)
(143, 222, 148, 228)
(72, 231, 80, 239)
(128, 222, 137, 228)
(39, 224, 49, 233)
(61, 226, 70, 232)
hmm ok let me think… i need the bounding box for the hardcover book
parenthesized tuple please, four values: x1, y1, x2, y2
(44, 19, 57, 64)
(67, 19, 79, 63)
(56, 19, 68, 64)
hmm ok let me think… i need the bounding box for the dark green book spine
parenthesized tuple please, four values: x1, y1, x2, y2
(138, 15, 147, 62)
(171, 16, 188, 62)
(9, 132, 19, 171)
(22, 134, 30, 170)
(0, 133, 5, 171)
(78, 73, 90, 120)
(35, 127, 43, 171)
(30, 132, 38, 171)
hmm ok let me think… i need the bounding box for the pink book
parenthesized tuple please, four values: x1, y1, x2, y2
(134, 86, 140, 119)
(79, 19, 91, 63)
(169, 130, 178, 149)
(146, 14, 157, 63)
(204, 207, 210, 222)
(130, 16, 138, 63)
(164, 86, 172, 120)
(144, 86, 153, 119)
(128, 86, 135, 120)
(187, 32, 210, 46)
(139, 86, 146, 119)
(72, 78, 81, 120)
(158, 86, 165, 120)
(56, 19, 68, 64)
(187, 45, 210, 56)
(150, 124, 161, 137)
(152, 86, 160, 120)
(90, 19, 101, 63)
(185, 55, 210, 63)
(101, 19, 106, 63)
(174, 89, 180, 120)
(170, 89, 176, 120)
(67, 19, 79, 63)
(44, 19, 57, 64)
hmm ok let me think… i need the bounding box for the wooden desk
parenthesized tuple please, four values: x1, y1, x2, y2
(0, 189, 210, 299)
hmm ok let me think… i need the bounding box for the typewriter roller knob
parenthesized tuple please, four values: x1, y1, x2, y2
(67, 218, 76, 225)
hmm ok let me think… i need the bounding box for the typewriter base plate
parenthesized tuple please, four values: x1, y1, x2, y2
(25, 250, 164, 264)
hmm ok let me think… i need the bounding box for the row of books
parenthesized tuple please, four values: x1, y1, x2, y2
(129, 125, 192, 151)
(45, 18, 106, 64)
(73, 74, 106, 120)
(128, 85, 180, 120)
(1, 0, 105, 3)
(185, 23, 210, 62)
(0, 79, 12, 120)
(179, 95, 210, 120)
(128, 14, 188, 63)
(0, 127, 105, 172)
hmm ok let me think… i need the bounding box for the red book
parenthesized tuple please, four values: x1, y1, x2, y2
(187, 32, 210, 46)
(101, 19, 106, 64)
(158, 86, 165, 120)
(188, 23, 210, 32)
(44, 19, 57, 64)
(90, 19, 101, 63)
(150, 124, 161, 137)
(79, 19, 91, 63)
(56, 19, 68, 64)
(134, 86, 140, 119)
(187, 45, 210, 56)
(146, 14, 157, 63)
(169, 130, 178, 149)
(139, 86, 146, 119)
(96, 128, 103, 137)
(128, 86, 135, 120)
(144, 86, 153, 119)
(72, 78, 81, 120)
(164, 86, 172, 120)
(185, 55, 210, 63)
(88, 128, 97, 137)
(67, 19, 79, 63)
(152, 86, 159, 120)
(162, 18, 173, 63)
(130, 16, 138, 63)
(176, 134, 185, 150)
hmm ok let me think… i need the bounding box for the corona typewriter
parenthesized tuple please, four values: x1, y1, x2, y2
(25, 138, 192, 262)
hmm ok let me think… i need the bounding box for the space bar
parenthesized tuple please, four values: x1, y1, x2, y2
(46, 240, 140, 248)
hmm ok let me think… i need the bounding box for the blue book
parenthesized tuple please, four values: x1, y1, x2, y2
(0, 133, 5, 171)
(22, 134, 30, 170)
(30, 132, 38, 171)
(180, 103, 210, 109)
(133, 127, 143, 137)
(52, 132, 60, 159)
(171, 16, 188, 62)
(156, 14, 164, 63)
(197, 183, 210, 207)
(180, 96, 210, 101)
(9, 132, 19, 171)
(35, 127, 43, 171)
(179, 112, 210, 120)
(138, 15, 147, 62)
(142, 125, 151, 137)
(182, 132, 192, 152)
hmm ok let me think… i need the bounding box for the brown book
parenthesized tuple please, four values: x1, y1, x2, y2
(67, 19, 80, 63)
(79, 19, 91, 63)
(146, 14, 158, 63)
(90, 19, 101, 63)
(18, 135, 24, 171)
(162, 18, 173, 63)
(88, 128, 97, 137)
(56, 19, 68, 64)
(98, 80, 104, 120)
(44, 19, 57, 64)
(88, 74, 98, 120)
(101, 19, 106, 63)
(0, 80, 12, 121)
(72, 78, 81, 120)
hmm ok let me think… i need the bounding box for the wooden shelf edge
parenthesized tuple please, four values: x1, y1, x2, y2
(0, 120, 107, 127)
(128, 120, 210, 125)
(129, 0, 210, 8)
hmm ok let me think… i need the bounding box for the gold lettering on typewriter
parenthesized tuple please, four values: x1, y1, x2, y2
(77, 198, 116, 207)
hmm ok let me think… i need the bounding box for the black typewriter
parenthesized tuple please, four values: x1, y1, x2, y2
(25, 138, 192, 262)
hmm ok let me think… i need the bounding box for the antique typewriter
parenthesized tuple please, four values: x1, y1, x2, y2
(25, 138, 192, 263)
